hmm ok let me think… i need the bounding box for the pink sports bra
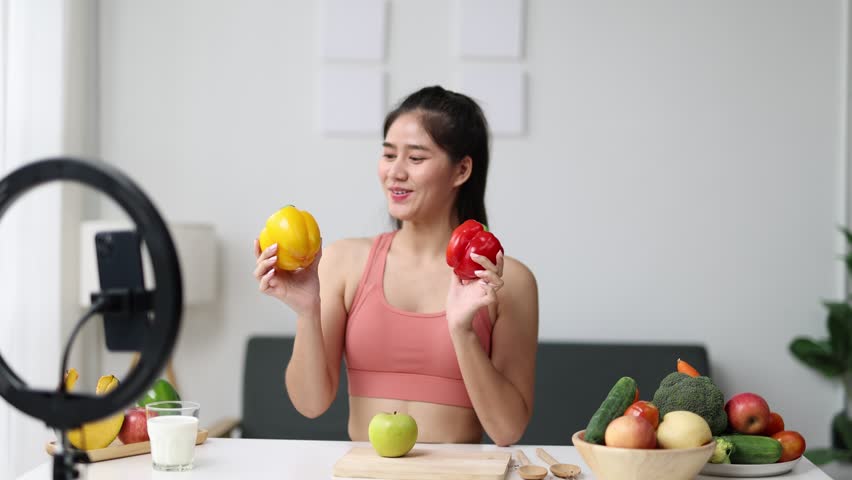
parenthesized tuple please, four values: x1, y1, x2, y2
(344, 231, 493, 408)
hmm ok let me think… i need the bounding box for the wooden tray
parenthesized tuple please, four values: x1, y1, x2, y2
(45, 428, 208, 462)
(333, 446, 512, 480)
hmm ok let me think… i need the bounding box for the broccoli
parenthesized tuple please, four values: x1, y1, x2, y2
(709, 436, 735, 463)
(652, 372, 728, 435)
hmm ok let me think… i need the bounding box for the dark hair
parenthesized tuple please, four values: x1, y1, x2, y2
(383, 86, 490, 229)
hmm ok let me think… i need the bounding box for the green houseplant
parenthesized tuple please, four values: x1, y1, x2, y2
(790, 228, 852, 464)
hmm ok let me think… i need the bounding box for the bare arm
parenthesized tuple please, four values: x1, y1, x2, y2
(283, 241, 351, 418)
(254, 238, 350, 419)
(450, 257, 539, 446)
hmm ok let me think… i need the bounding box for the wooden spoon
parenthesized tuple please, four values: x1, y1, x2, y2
(536, 448, 581, 478)
(515, 449, 547, 480)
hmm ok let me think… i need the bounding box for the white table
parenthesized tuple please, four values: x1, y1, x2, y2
(18, 438, 833, 479)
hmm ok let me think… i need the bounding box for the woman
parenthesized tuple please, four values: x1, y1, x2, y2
(253, 86, 538, 446)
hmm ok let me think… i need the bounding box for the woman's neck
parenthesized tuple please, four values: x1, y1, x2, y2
(394, 215, 459, 262)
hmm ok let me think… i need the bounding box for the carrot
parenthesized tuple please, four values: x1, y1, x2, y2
(677, 358, 700, 377)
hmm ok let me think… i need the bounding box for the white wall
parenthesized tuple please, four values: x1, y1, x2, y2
(1, 0, 100, 477)
(97, 0, 848, 448)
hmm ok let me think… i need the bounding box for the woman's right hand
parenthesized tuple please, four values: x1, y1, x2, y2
(253, 239, 322, 317)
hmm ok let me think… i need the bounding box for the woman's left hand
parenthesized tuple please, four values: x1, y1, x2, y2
(446, 251, 505, 333)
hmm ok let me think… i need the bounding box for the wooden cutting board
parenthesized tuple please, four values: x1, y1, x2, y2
(333, 446, 511, 480)
(45, 428, 208, 462)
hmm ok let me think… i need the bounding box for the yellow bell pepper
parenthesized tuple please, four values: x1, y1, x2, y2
(258, 205, 321, 270)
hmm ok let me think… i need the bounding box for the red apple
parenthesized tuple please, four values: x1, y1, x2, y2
(604, 415, 657, 449)
(118, 407, 149, 444)
(725, 392, 771, 434)
(763, 412, 785, 436)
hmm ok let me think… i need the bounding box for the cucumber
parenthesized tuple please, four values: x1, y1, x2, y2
(584, 376, 638, 444)
(719, 435, 783, 464)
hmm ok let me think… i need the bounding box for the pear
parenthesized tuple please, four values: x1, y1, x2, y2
(656, 411, 712, 449)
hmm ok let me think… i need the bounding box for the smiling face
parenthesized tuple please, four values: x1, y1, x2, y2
(379, 112, 470, 225)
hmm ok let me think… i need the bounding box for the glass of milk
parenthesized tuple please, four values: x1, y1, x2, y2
(146, 401, 201, 472)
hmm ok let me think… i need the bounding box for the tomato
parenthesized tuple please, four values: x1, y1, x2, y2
(772, 430, 806, 462)
(623, 400, 660, 430)
(763, 412, 785, 436)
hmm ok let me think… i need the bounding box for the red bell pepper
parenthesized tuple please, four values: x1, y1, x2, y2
(446, 219, 504, 280)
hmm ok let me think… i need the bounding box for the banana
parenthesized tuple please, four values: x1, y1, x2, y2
(64, 368, 79, 391)
(95, 375, 119, 395)
(65, 371, 125, 450)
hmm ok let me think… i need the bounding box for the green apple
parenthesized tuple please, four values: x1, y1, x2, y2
(136, 379, 180, 407)
(368, 411, 418, 457)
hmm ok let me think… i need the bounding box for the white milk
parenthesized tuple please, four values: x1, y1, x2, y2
(147, 415, 199, 468)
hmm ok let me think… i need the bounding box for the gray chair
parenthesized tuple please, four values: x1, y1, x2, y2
(209, 336, 350, 440)
(211, 337, 709, 445)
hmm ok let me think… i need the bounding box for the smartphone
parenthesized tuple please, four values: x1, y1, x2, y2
(95, 229, 148, 351)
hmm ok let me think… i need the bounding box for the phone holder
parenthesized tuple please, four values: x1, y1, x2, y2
(0, 158, 183, 478)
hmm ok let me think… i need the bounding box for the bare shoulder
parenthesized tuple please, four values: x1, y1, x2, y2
(495, 255, 538, 323)
(501, 255, 538, 294)
(323, 236, 373, 261)
(320, 237, 373, 273)
(319, 236, 376, 289)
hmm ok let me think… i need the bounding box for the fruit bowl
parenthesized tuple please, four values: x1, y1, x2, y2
(572, 430, 716, 480)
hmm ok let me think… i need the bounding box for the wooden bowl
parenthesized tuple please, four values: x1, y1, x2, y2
(572, 430, 715, 480)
